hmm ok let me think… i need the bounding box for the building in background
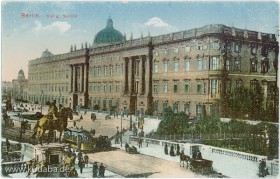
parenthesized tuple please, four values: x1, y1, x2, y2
(2, 81, 12, 100)
(27, 18, 278, 121)
(12, 69, 28, 102)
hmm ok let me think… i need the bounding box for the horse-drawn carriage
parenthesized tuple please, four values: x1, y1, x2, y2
(189, 159, 213, 174)
(63, 128, 111, 153)
(179, 144, 213, 175)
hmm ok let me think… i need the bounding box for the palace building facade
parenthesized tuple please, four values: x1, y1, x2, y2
(27, 18, 278, 119)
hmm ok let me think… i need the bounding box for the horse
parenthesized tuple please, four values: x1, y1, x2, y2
(31, 107, 73, 145)
(180, 152, 191, 168)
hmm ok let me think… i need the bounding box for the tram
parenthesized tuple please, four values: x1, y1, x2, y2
(63, 128, 111, 152)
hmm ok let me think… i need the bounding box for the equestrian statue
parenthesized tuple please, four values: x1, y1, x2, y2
(31, 100, 73, 145)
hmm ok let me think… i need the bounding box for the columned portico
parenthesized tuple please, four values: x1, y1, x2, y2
(122, 51, 153, 115)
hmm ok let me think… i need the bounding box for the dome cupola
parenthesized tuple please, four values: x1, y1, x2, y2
(17, 69, 25, 80)
(42, 49, 53, 58)
(93, 17, 124, 48)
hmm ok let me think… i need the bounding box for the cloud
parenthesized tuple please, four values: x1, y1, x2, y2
(144, 17, 170, 28)
(34, 21, 71, 33)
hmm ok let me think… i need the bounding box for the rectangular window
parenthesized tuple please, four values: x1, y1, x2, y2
(163, 84, 168, 93)
(98, 67, 101, 76)
(163, 62, 168, 73)
(197, 44, 202, 51)
(234, 58, 241, 71)
(251, 47, 257, 54)
(185, 46, 191, 52)
(184, 59, 190, 71)
(109, 85, 112, 92)
(197, 58, 203, 70)
(234, 44, 241, 53)
(109, 67, 113, 76)
(173, 103, 178, 113)
(184, 84, 189, 93)
(153, 84, 158, 93)
(104, 68, 107, 76)
(104, 85, 106, 92)
(154, 63, 158, 73)
(211, 79, 217, 95)
(174, 84, 178, 93)
(226, 59, 231, 71)
(184, 103, 189, 115)
(196, 105, 202, 117)
(203, 58, 207, 70)
(211, 57, 219, 70)
(197, 84, 202, 94)
(174, 61, 179, 72)
(211, 42, 219, 49)
(250, 80, 258, 92)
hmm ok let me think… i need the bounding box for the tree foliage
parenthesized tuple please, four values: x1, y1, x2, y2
(157, 107, 189, 135)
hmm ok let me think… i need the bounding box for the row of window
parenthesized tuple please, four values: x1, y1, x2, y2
(153, 102, 204, 115)
(153, 79, 218, 96)
(28, 95, 68, 105)
(89, 65, 124, 77)
(154, 41, 220, 56)
(153, 57, 220, 73)
(29, 84, 68, 93)
(29, 71, 69, 81)
(89, 84, 122, 93)
(225, 57, 270, 73)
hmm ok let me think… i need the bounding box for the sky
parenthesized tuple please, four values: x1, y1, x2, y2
(1, 1, 279, 82)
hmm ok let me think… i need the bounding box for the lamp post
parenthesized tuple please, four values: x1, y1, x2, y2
(120, 110, 123, 147)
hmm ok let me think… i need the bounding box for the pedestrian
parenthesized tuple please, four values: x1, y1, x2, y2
(164, 143, 168, 155)
(73, 121, 76, 127)
(72, 151, 77, 164)
(6, 138, 10, 152)
(98, 163, 105, 177)
(78, 151, 83, 162)
(81, 126, 84, 130)
(170, 144, 175, 156)
(138, 137, 142, 148)
(84, 153, 89, 167)
(92, 162, 98, 177)
(80, 115, 83, 120)
(78, 158, 85, 174)
(197, 151, 202, 160)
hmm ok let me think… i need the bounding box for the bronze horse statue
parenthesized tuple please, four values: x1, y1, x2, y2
(31, 107, 73, 145)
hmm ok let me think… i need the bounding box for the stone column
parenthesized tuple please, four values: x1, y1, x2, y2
(70, 65, 73, 92)
(145, 57, 150, 96)
(124, 58, 128, 94)
(127, 57, 132, 94)
(80, 65, 83, 92)
(131, 57, 135, 94)
(82, 64, 86, 92)
(74, 65, 78, 92)
(138, 57, 143, 95)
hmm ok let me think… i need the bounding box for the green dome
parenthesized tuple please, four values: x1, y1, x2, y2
(93, 18, 124, 47)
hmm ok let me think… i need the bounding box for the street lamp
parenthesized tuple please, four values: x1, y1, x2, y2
(120, 109, 123, 147)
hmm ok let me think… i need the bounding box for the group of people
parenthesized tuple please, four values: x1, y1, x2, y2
(92, 162, 105, 177)
(77, 151, 89, 174)
(192, 150, 202, 160)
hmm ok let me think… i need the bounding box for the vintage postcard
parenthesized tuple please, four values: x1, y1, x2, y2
(1, 1, 279, 178)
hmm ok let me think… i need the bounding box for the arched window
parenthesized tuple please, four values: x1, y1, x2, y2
(225, 58, 231, 71)
(261, 57, 269, 73)
(250, 57, 258, 72)
(233, 57, 241, 71)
